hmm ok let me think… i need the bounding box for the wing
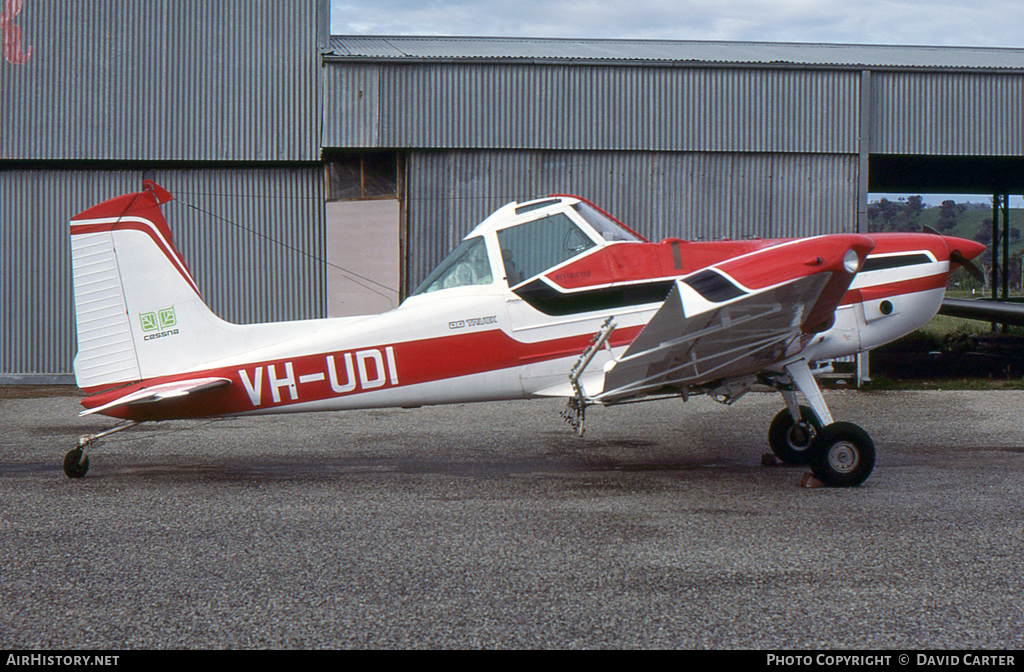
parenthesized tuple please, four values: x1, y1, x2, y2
(594, 236, 873, 404)
(79, 377, 231, 416)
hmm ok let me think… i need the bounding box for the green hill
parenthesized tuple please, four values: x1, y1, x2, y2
(868, 198, 1024, 265)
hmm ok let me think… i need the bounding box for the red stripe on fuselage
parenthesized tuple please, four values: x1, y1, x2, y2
(81, 325, 645, 421)
(841, 273, 948, 305)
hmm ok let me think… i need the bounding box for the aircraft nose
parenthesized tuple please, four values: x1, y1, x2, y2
(943, 236, 987, 282)
(944, 236, 986, 262)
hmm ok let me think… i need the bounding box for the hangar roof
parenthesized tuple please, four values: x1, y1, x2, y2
(327, 35, 1024, 71)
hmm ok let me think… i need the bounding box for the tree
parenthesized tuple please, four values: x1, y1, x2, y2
(906, 195, 925, 220)
(936, 199, 971, 233)
(974, 218, 993, 246)
(876, 198, 898, 231)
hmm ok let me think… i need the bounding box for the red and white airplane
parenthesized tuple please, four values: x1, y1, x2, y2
(65, 181, 986, 486)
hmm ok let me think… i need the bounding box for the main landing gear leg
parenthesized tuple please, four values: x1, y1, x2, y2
(768, 360, 875, 488)
(63, 420, 138, 479)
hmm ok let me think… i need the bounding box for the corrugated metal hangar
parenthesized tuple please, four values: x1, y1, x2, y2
(2, 0, 1024, 383)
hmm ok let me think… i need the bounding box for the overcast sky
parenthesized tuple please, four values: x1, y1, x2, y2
(331, 0, 1024, 48)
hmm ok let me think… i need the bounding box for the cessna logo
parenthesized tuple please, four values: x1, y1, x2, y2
(140, 307, 179, 340)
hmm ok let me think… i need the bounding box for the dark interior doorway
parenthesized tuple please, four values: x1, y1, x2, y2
(869, 155, 1024, 194)
(870, 154, 1024, 314)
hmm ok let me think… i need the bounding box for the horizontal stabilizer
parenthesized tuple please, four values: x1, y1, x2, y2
(79, 377, 231, 416)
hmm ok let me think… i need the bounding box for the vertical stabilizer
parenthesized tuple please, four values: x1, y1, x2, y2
(70, 181, 215, 392)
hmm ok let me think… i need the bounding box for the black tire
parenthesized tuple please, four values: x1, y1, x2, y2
(768, 406, 821, 465)
(63, 448, 90, 479)
(809, 422, 875, 488)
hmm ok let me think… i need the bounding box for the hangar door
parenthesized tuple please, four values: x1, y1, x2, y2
(324, 152, 403, 316)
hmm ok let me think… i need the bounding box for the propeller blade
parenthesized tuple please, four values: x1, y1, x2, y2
(950, 250, 986, 282)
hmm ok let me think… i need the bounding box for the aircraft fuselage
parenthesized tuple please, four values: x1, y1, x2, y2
(78, 197, 981, 422)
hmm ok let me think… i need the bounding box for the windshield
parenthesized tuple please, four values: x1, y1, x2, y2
(497, 212, 596, 286)
(411, 236, 494, 295)
(572, 202, 644, 242)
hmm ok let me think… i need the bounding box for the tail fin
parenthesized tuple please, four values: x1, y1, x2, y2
(70, 181, 245, 393)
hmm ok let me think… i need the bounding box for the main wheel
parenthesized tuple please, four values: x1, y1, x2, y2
(768, 406, 821, 465)
(63, 448, 90, 479)
(808, 422, 875, 488)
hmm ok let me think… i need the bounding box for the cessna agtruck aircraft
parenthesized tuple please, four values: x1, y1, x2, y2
(65, 181, 986, 486)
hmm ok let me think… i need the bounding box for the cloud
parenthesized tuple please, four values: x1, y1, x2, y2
(331, 0, 1024, 47)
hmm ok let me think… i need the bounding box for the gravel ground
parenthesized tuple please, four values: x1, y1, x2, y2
(1, 387, 1023, 649)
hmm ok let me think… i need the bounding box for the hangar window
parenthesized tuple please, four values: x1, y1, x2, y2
(325, 152, 400, 201)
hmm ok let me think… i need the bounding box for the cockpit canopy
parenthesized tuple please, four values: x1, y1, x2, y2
(410, 197, 642, 296)
(497, 211, 595, 286)
(412, 236, 493, 295)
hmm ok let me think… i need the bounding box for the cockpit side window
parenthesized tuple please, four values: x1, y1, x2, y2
(411, 236, 494, 295)
(497, 212, 596, 286)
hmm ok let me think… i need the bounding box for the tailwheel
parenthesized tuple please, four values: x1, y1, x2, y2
(808, 422, 875, 488)
(63, 448, 90, 479)
(768, 405, 821, 465)
(63, 420, 138, 479)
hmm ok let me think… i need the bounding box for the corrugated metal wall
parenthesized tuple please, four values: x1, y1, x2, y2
(322, 64, 382, 149)
(3, 0, 322, 161)
(1, 171, 136, 381)
(404, 150, 858, 290)
(324, 63, 861, 153)
(1, 168, 325, 382)
(1, 0, 326, 381)
(871, 72, 1024, 155)
(145, 169, 326, 323)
